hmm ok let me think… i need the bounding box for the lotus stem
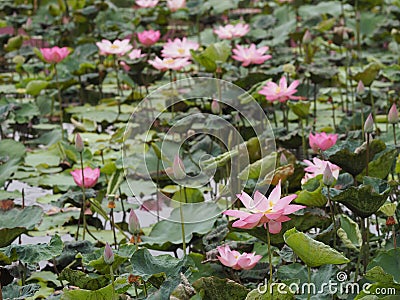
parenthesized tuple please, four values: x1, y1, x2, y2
(327, 186, 337, 247)
(179, 187, 187, 255)
(393, 124, 397, 146)
(266, 224, 273, 290)
(54, 65, 64, 140)
(307, 266, 311, 300)
(110, 265, 115, 300)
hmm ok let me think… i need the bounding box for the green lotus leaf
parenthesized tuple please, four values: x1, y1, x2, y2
(284, 228, 350, 267)
(192, 276, 249, 300)
(330, 177, 390, 218)
(324, 140, 386, 176)
(295, 176, 327, 207)
(0, 206, 43, 247)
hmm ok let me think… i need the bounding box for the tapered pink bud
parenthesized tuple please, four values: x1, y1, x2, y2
(323, 165, 335, 186)
(173, 155, 186, 180)
(364, 113, 374, 133)
(128, 209, 140, 234)
(302, 30, 312, 44)
(75, 133, 84, 153)
(211, 99, 221, 114)
(280, 153, 288, 165)
(388, 104, 398, 124)
(103, 242, 114, 265)
(357, 80, 365, 94)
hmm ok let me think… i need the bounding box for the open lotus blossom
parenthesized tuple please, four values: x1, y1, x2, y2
(302, 157, 340, 184)
(259, 77, 300, 103)
(224, 180, 305, 234)
(214, 23, 250, 39)
(70, 167, 100, 188)
(40, 46, 70, 64)
(148, 56, 190, 71)
(96, 39, 132, 56)
(137, 30, 161, 46)
(217, 244, 262, 270)
(309, 132, 338, 152)
(167, 0, 186, 12)
(232, 44, 271, 67)
(136, 0, 159, 8)
(161, 37, 199, 58)
(128, 49, 146, 60)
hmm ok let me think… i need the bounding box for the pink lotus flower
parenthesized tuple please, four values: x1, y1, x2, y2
(136, 0, 159, 8)
(302, 157, 340, 184)
(137, 30, 161, 47)
(96, 39, 132, 56)
(214, 23, 250, 40)
(167, 0, 186, 12)
(224, 181, 305, 234)
(232, 44, 271, 67)
(128, 49, 146, 60)
(309, 132, 338, 152)
(40, 46, 70, 64)
(258, 77, 300, 103)
(161, 37, 199, 59)
(70, 167, 100, 188)
(148, 56, 190, 71)
(173, 154, 186, 180)
(217, 244, 262, 270)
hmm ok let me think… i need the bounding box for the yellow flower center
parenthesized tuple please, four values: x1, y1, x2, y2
(177, 48, 185, 55)
(275, 87, 281, 93)
(110, 45, 120, 49)
(165, 58, 174, 64)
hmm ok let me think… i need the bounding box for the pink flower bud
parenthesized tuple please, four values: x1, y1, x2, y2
(173, 155, 186, 180)
(364, 113, 374, 133)
(211, 99, 221, 114)
(388, 104, 398, 124)
(128, 209, 140, 234)
(75, 133, 84, 153)
(302, 30, 312, 44)
(103, 242, 114, 265)
(323, 165, 335, 186)
(357, 80, 365, 94)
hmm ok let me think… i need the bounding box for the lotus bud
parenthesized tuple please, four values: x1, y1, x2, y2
(211, 99, 221, 114)
(388, 104, 399, 124)
(357, 80, 365, 95)
(173, 154, 186, 180)
(280, 153, 288, 165)
(103, 242, 114, 265)
(364, 113, 374, 133)
(128, 209, 140, 235)
(323, 165, 335, 186)
(302, 30, 312, 44)
(75, 133, 84, 153)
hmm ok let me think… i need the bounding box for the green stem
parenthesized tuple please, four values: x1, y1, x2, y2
(54, 65, 64, 140)
(393, 124, 397, 146)
(369, 86, 377, 128)
(110, 206, 118, 249)
(366, 134, 370, 176)
(179, 187, 186, 255)
(300, 118, 307, 160)
(76, 152, 86, 240)
(266, 225, 273, 288)
(110, 265, 115, 300)
(113, 55, 122, 97)
(307, 266, 311, 300)
(327, 187, 337, 247)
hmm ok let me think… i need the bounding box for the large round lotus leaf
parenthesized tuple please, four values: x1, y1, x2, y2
(295, 176, 327, 207)
(324, 140, 386, 176)
(330, 177, 390, 218)
(0, 206, 43, 247)
(284, 228, 350, 267)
